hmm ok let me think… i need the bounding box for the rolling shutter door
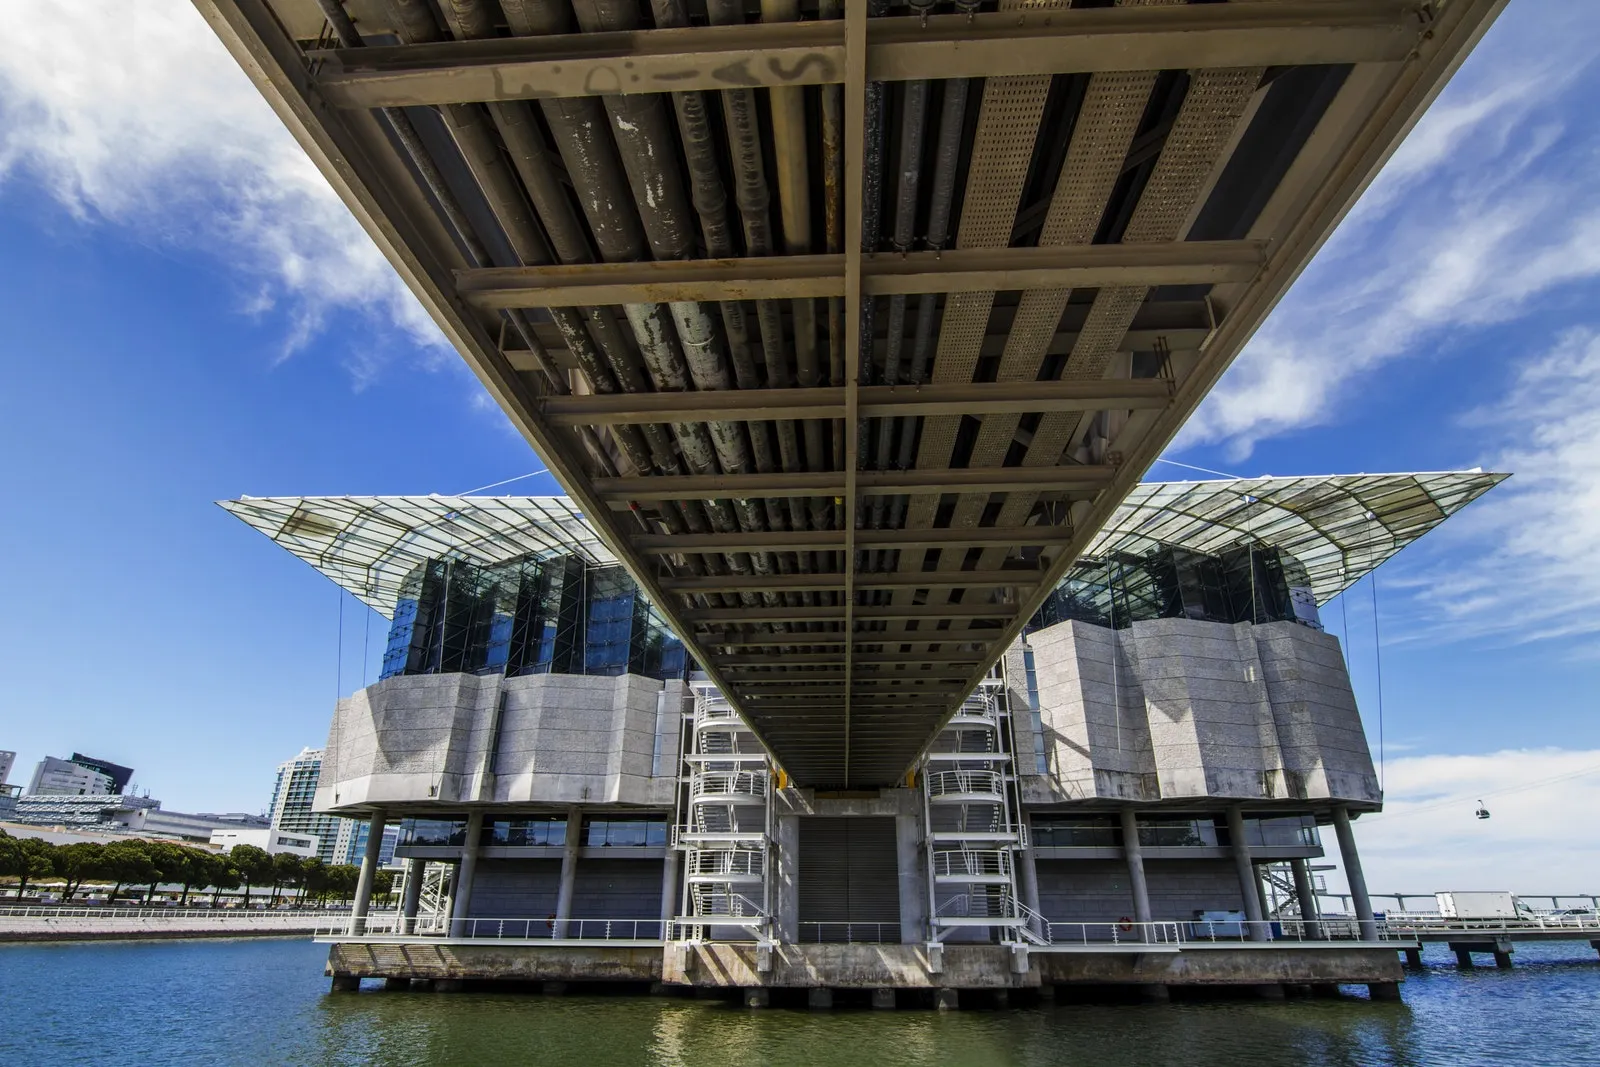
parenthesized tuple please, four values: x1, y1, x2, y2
(798, 817, 901, 937)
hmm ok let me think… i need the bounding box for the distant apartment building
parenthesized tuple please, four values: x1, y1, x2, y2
(269, 747, 346, 864)
(28, 756, 116, 797)
(0, 750, 15, 787)
(332, 819, 400, 868)
(211, 826, 320, 859)
(67, 753, 134, 794)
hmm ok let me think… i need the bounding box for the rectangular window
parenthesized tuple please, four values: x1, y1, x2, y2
(397, 817, 468, 847)
(1138, 817, 1220, 848)
(1030, 816, 1118, 848)
(481, 815, 567, 848)
(583, 817, 668, 848)
(1243, 815, 1320, 848)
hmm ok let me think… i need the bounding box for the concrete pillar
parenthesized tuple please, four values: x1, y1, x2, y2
(1119, 809, 1153, 941)
(1332, 805, 1378, 941)
(935, 987, 959, 1011)
(400, 857, 425, 934)
(1403, 947, 1423, 968)
(660, 846, 681, 937)
(1494, 947, 1514, 970)
(1226, 806, 1267, 941)
(383, 976, 410, 991)
(808, 987, 833, 1009)
(449, 811, 485, 937)
(330, 974, 360, 992)
(351, 808, 388, 935)
(744, 987, 769, 1008)
(554, 806, 582, 938)
(1290, 858, 1322, 940)
(1017, 813, 1042, 918)
(1452, 945, 1474, 968)
(871, 987, 895, 1010)
(1367, 982, 1402, 1002)
(896, 809, 928, 944)
(992, 988, 1010, 1009)
(776, 810, 800, 944)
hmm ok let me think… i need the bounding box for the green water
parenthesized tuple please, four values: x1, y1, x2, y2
(2, 938, 1598, 1065)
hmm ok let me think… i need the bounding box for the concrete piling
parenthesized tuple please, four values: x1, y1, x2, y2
(808, 988, 833, 1010)
(330, 974, 360, 992)
(1367, 982, 1402, 1002)
(871, 988, 895, 1010)
(744, 987, 769, 1008)
(935, 988, 959, 1011)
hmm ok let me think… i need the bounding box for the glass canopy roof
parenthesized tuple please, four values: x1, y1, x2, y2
(222, 470, 1504, 620)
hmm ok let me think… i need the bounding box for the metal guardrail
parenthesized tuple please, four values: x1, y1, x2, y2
(1378, 914, 1600, 936)
(797, 921, 899, 944)
(318, 915, 667, 941)
(1045, 921, 1184, 946)
(932, 849, 1013, 879)
(925, 769, 1004, 799)
(0, 906, 370, 921)
(690, 770, 768, 800)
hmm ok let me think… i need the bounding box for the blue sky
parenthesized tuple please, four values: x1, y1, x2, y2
(2, 2, 1597, 890)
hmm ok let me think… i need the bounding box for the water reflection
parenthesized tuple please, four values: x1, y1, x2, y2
(2, 940, 1597, 1066)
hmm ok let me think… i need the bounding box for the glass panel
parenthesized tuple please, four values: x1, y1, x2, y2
(1137, 817, 1220, 847)
(397, 817, 467, 847)
(583, 817, 668, 848)
(1030, 816, 1119, 848)
(482, 815, 568, 847)
(1244, 815, 1320, 848)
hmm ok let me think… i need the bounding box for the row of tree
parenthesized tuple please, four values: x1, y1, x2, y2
(0, 830, 393, 907)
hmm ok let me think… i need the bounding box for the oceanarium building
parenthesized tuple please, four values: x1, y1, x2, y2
(226, 471, 1499, 1000)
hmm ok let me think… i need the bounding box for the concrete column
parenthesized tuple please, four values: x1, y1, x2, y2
(400, 857, 425, 934)
(808, 987, 833, 1009)
(449, 811, 485, 936)
(1017, 814, 1042, 917)
(895, 810, 928, 944)
(871, 988, 896, 1010)
(1119, 809, 1153, 941)
(660, 846, 681, 937)
(1290, 858, 1322, 940)
(554, 806, 582, 938)
(351, 808, 388, 935)
(1332, 805, 1377, 941)
(776, 811, 800, 944)
(1226, 806, 1268, 941)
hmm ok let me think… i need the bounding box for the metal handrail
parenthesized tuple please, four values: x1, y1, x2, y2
(925, 769, 1004, 798)
(0, 906, 374, 920)
(931, 849, 1013, 879)
(1044, 920, 1183, 946)
(317, 915, 667, 941)
(688, 887, 765, 919)
(691, 770, 768, 799)
(797, 921, 898, 944)
(686, 850, 765, 878)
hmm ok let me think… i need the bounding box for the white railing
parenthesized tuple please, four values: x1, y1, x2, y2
(1379, 914, 1600, 935)
(695, 702, 739, 725)
(691, 770, 767, 800)
(688, 886, 765, 919)
(932, 849, 1013, 880)
(925, 769, 1004, 799)
(934, 889, 1023, 922)
(0, 906, 365, 921)
(1045, 921, 1183, 946)
(316, 915, 667, 941)
(797, 921, 899, 944)
(686, 850, 765, 878)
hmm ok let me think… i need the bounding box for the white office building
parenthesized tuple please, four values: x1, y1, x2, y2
(28, 756, 114, 797)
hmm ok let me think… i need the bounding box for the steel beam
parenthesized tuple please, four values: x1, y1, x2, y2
(685, 604, 1018, 624)
(455, 240, 1263, 308)
(633, 525, 1073, 554)
(542, 380, 1172, 427)
(599, 465, 1115, 502)
(312, 2, 1421, 106)
(658, 569, 1037, 594)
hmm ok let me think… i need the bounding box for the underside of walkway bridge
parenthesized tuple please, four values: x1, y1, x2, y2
(196, 0, 1504, 787)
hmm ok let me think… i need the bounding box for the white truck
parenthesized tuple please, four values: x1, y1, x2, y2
(1435, 891, 1536, 921)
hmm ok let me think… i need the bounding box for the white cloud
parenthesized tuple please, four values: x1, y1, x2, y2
(1176, 0, 1600, 459)
(1374, 329, 1600, 647)
(0, 1, 446, 372)
(1339, 747, 1600, 899)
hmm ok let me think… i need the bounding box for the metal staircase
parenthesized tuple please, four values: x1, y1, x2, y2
(923, 679, 1050, 945)
(674, 681, 772, 939)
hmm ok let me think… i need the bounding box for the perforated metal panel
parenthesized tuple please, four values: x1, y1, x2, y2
(797, 817, 901, 932)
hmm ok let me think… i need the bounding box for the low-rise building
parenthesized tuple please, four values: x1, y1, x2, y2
(210, 826, 321, 858)
(27, 756, 115, 797)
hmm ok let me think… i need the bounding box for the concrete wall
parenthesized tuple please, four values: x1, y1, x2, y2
(1021, 618, 1379, 806)
(315, 674, 684, 812)
(1144, 859, 1247, 918)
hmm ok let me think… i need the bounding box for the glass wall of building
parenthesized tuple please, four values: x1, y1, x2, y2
(1028, 541, 1321, 634)
(381, 552, 687, 682)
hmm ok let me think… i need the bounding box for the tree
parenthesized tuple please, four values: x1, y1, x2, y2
(300, 858, 328, 907)
(0, 833, 55, 900)
(229, 844, 274, 908)
(270, 852, 304, 906)
(53, 842, 104, 902)
(326, 864, 358, 903)
(374, 869, 395, 906)
(140, 842, 186, 905)
(100, 841, 156, 903)
(169, 847, 215, 907)
(210, 856, 241, 908)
